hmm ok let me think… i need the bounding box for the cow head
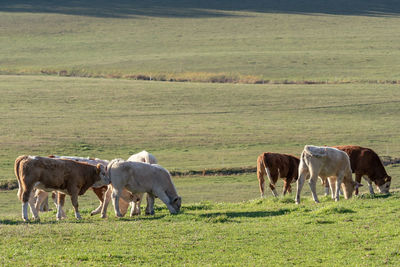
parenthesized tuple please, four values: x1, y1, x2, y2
(342, 179, 363, 199)
(377, 175, 391, 194)
(92, 164, 110, 187)
(170, 196, 182, 214)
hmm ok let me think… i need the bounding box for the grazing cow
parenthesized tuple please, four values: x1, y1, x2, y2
(106, 159, 181, 217)
(296, 145, 360, 204)
(14, 155, 109, 221)
(256, 152, 299, 197)
(100, 151, 158, 218)
(126, 150, 157, 216)
(334, 145, 391, 195)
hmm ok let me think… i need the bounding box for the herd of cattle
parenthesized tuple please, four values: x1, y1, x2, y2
(14, 145, 391, 222)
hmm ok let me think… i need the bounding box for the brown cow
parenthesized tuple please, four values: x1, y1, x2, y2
(333, 145, 391, 195)
(15, 155, 109, 221)
(34, 156, 137, 218)
(257, 152, 300, 197)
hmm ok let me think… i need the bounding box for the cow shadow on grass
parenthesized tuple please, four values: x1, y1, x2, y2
(0, 219, 68, 225)
(200, 208, 291, 219)
(357, 193, 393, 199)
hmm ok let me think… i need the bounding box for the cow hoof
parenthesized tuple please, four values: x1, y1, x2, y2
(101, 215, 107, 219)
(145, 211, 154, 215)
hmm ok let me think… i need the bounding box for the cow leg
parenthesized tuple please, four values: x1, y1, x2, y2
(269, 183, 278, 197)
(257, 170, 265, 198)
(28, 190, 40, 221)
(70, 192, 81, 220)
(322, 178, 330, 196)
(327, 177, 336, 199)
(100, 186, 113, 218)
(112, 187, 123, 217)
(145, 193, 155, 215)
(130, 193, 143, 216)
(51, 192, 58, 208)
(90, 187, 106, 216)
(283, 179, 292, 195)
(295, 173, 307, 204)
(90, 202, 103, 216)
(40, 196, 49, 212)
(21, 189, 34, 222)
(34, 190, 48, 212)
(363, 176, 375, 194)
(57, 193, 66, 220)
(367, 182, 374, 194)
(335, 174, 344, 202)
(354, 173, 362, 195)
(308, 174, 319, 203)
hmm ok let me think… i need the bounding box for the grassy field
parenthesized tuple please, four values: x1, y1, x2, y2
(1, 1, 400, 82)
(2, 184, 400, 266)
(0, 75, 399, 181)
(1, 1, 400, 266)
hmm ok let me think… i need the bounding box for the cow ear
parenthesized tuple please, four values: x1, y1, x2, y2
(96, 164, 102, 174)
(355, 182, 363, 189)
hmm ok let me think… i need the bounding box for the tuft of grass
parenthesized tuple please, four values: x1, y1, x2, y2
(315, 206, 356, 215)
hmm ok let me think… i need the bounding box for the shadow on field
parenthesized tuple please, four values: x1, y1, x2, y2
(200, 208, 291, 219)
(0, 219, 62, 225)
(357, 193, 393, 199)
(1, 0, 400, 18)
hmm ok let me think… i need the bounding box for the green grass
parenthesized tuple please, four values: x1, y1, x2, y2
(1, 1, 400, 82)
(0, 75, 399, 181)
(1, 1, 400, 265)
(2, 187, 400, 266)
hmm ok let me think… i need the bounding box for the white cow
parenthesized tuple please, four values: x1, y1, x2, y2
(127, 150, 158, 164)
(106, 159, 181, 217)
(101, 150, 158, 217)
(295, 145, 360, 204)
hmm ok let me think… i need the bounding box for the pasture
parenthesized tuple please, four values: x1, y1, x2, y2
(2, 1, 400, 83)
(1, 0, 400, 265)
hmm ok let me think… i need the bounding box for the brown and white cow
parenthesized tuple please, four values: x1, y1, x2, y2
(333, 145, 391, 195)
(296, 145, 360, 204)
(14, 155, 109, 221)
(35, 156, 140, 218)
(257, 152, 300, 197)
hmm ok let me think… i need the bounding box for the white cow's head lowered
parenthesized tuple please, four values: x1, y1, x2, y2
(170, 196, 182, 214)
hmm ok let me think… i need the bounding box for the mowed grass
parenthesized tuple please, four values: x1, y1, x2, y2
(0, 75, 399, 181)
(1, 1, 400, 82)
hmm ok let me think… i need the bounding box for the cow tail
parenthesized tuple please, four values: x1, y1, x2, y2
(14, 155, 26, 201)
(262, 155, 274, 184)
(107, 158, 124, 183)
